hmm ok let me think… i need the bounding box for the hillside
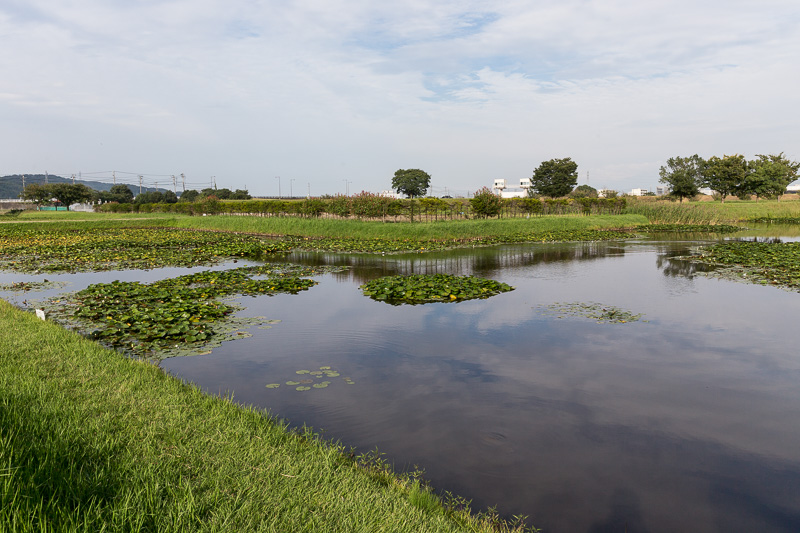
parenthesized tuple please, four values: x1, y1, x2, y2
(0, 175, 155, 199)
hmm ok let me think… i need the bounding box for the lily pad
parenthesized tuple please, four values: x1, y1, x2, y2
(265, 383, 280, 389)
(296, 386, 311, 391)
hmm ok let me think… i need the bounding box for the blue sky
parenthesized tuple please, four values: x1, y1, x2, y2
(2, 0, 799, 196)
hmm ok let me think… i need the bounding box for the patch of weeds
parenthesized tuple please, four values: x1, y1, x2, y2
(539, 302, 647, 324)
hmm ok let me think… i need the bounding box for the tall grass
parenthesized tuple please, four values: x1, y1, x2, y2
(0, 300, 533, 532)
(623, 198, 800, 224)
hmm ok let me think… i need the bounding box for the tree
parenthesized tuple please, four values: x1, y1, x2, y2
(570, 184, 598, 199)
(392, 169, 431, 198)
(658, 155, 704, 202)
(179, 190, 200, 202)
(48, 183, 94, 210)
(469, 187, 502, 218)
(530, 158, 578, 198)
(100, 184, 134, 203)
(19, 183, 53, 206)
(702, 154, 748, 203)
(741, 153, 800, 201)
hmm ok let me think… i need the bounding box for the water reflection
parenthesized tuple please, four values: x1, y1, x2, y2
(279, 241, 625, 284)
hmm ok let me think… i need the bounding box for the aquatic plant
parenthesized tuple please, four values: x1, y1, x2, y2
(41, 264, 331, 358)
(360, 274, 514, 305)
(266, 366, 355, 391)
(693, 241, 800, 290)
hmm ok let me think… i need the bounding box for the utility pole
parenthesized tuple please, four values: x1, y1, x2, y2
(290, 178, 295, 198)
(275, 176, 281, 197)
(71, 174, 76, 184)
(307, 183, 311, 198)
(181, 173, 185, 192)
(138, 175, 143, 194)
(212, 176, 216, 189)
(154, 180, 159, 192)
(112, 170, 116, 185)
(172, 175, 177, 193)
(45, 171, 48, 184)
(21, 174, 25, 191)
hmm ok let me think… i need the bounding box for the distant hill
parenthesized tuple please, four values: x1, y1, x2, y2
(0, 174, 166, 199)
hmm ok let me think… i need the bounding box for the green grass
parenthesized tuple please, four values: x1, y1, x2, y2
(0, 300, 533, 532)
(3, 211, 648, 240)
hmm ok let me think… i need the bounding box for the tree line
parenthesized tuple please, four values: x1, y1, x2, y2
(659, 153, 799, 202)
(19, 183, 251, 210)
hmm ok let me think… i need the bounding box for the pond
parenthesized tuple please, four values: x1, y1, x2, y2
(3, 231, 800, 532)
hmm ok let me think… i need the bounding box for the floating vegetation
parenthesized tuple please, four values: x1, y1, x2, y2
(539, 302, 647, 324)
(283, 229, 635, 255)
(266, 366, 354, 391)
(692, 241, 800, 291)
(0, 226, 294, 273)
(0, 279, 68, 292)
(360, 274, 514, 305)
(640, 224, 741, 233)
(40, 264, 322, 359)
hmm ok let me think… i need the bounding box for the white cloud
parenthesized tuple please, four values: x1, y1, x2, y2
(1, 0, 798, 194)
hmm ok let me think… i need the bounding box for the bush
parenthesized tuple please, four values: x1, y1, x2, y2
(470, 187, 502, 218)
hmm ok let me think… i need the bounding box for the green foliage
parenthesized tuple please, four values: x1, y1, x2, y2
(469, 187, 503, 218)
(740, 153, 800, 200)
(392, 169, 431, 198)
(570, 184, 598, 199)
(702, 154, 748, 203)
(266, 366, 354, 391)
(531, 158, 579, 198)
(659, 155, 704, 201)
(360, 274, 514, 304)
(179, 189, 200, 202)
(20, 183, 94, 210)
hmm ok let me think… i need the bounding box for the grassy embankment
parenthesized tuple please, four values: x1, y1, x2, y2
(2, 209, 648, 240)
(0, 299, 531, 532)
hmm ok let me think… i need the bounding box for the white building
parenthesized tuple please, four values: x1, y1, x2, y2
(629, 188, 650, 196)
(492, 178, 531, 198)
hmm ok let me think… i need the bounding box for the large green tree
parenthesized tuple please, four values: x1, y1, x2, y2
(702, 154, 748, 203)
(740, 153, 800, 201)
(392, 169, 431, 198)
(19, 183, 53, 206)
(659, 155, 705, 202)
(469, 186, 502, 218)
(530, 158, 578, 198)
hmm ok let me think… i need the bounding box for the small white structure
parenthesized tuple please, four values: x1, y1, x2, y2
(598, 189, 617, 198)
(493, 179, 507, 190)
(492, 178, 530, 198)
(519, 178, 532, 189)
(656, 186, 669, 196)
(629, 188, 650, 196)
(379, 190, 402, 199)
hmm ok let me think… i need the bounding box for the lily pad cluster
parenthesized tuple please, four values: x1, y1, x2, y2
(539, 302, 646, 324)
(693, 241, 800, 290)
(0, 225, 292, 273)
(42, 265, 321, 358)
(360, 274, 514, 305)
(266, 366, 355, 391)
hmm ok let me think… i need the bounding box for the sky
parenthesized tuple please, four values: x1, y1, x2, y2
(2, 0, 799, 197)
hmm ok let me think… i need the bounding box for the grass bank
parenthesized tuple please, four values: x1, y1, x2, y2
(4, 211, 648, 240)
(0, 300, 531, 532)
